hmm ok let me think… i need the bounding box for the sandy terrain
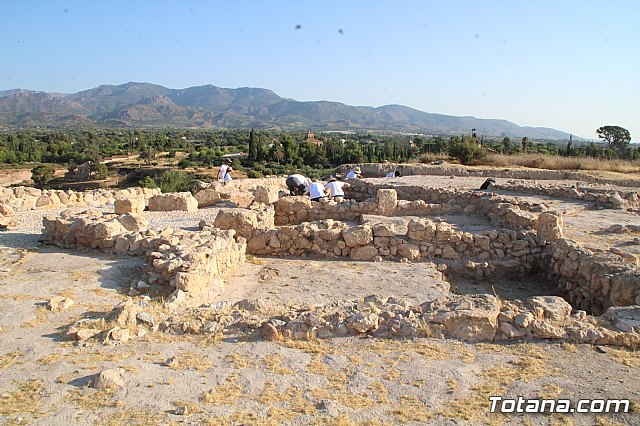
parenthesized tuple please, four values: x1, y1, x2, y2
(1, 172, 639, 425)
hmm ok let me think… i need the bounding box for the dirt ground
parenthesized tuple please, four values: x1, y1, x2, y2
(1, 172, 640, 425)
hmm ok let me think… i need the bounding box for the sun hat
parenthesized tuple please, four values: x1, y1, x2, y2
(354, 167, 361, 173)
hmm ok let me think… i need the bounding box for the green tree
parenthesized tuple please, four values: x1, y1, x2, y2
(596, 126, 631, 155)
(31, 164, 55, 189)
(521, 137, 529, 154)
(502, 137, 511, 154)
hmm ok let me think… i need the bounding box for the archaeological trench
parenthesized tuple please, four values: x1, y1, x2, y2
(1, 164, 640, 349)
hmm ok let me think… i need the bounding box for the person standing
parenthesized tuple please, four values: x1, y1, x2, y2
(217, 158, 233, 183)
(308, 179, 328, 202)
(325, 178, 348, 201)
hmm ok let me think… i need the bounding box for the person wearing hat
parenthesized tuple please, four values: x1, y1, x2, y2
(217, 158, 233, 184)
(346, 166, 362, 179)
(325, 177, 349, 201)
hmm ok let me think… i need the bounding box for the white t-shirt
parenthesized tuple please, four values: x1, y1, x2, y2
(308, 182, 326, 199)
(218, 164, 229, 180)
(325, 181, 345, 197)
(223, 167, 233, 182)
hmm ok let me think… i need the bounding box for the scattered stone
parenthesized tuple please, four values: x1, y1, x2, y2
(47, 296, 74, 312)
(260, 322, 280, 341)
(93, 368, 126, 390)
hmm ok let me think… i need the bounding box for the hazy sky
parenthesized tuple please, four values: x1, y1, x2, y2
(1, 0, 639, 140)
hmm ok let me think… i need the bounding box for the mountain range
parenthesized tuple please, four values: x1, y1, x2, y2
(0, 82, 572, 139)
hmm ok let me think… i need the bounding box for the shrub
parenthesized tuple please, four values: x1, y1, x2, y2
(246, 170, 264, 179)
(138, 175, 156, 188)
(31, 164, 55, 189)
(448, 140, 487, 165)
(154, 170, 195, 193)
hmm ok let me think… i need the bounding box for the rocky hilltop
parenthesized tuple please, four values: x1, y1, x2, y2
(0, 82, 572, 139)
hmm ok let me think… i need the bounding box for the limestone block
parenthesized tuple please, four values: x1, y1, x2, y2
(94, 368, 126, 390)
(194, 188, 222, 208)
(341, 225, 373, 247)
(255, 185, 280, 204)
(407, 218, 436, 241)
(148, 192, 198, 212)
(372, 223, 396, 237)
(114, 197, 146, 214)
(47, 296, 74, 312)
(108, 300, 143, 328)
(537, 212, 564, 243)
(349, 245, 379, 261)
(397, 243, 420, 260)
(429, 294, 500, 341)
(528, 296, 572, 321)
(116, 213, 148, 233)
(215, 208, 263, 240)
(376, 189, 397, 215)
(610, 270, 640, 306)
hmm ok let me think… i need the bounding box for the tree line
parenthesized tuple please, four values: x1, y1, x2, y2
(0, 126, 636, 175)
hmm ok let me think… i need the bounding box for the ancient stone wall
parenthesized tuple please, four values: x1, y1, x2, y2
(277, 184, 539, 230)
(498, 180, 639, 210)
(533, 211, 640, 315)
(41, 210, 246, 308)
(243, 217, 540, 278)
(339, 163, 640, 188)
(0, 186, 160, 212)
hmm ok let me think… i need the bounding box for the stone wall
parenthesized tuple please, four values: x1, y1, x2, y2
(276, 185, 539, 230)
(497, 180, 639, 210)
(41, 210, 246, 308)
(195, 178, 287, 208)
(0, 186, 160, 212)
(533, 211, 640, 315)
(339, 163, 640, 188)
(243, 217, 540, 278)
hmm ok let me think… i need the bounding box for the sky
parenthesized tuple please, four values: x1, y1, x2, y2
(1, 0, 639, 141)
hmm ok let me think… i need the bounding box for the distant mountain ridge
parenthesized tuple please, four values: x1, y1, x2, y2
(0, 82, 573, 139)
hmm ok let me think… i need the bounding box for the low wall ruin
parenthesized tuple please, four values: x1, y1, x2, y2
(42, 209, 246, 308)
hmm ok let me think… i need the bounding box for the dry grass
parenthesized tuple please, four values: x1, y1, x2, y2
(0, 293, 33, 301)
(164, 351, 212, 371)
(66, 388, 119, 409)
(22, 305, 48, 327)
(262, 353, 293, 375)
(171, 399, 203, 414)
(560, 342, 579, 353)
(205, 411, 274, 426)
(246, 254, 268, 265)
(105, 408, 166, 426)
(226, 352, 255, 369)
(279, 338, 336, 355)
(0, 379, 44, 416)
(308, 354, 332, 376)
(386, 394, 433, 423)
(0, 351, 24, 370)
(482, 153, 640, 174)
(607, 347, 640, 368)
(201, 382, 244, 405)
(438, 343, 559, 423)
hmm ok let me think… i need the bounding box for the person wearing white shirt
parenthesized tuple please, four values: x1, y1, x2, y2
(308, 179, 328, 202)
(286, 174, 309, 196)
(325, 178, 348, 201)
(346, 166, 362, 179)
(217, 158, 233, 183)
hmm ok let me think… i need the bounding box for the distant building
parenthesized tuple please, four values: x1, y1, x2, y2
(303, 132, 323, 147)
